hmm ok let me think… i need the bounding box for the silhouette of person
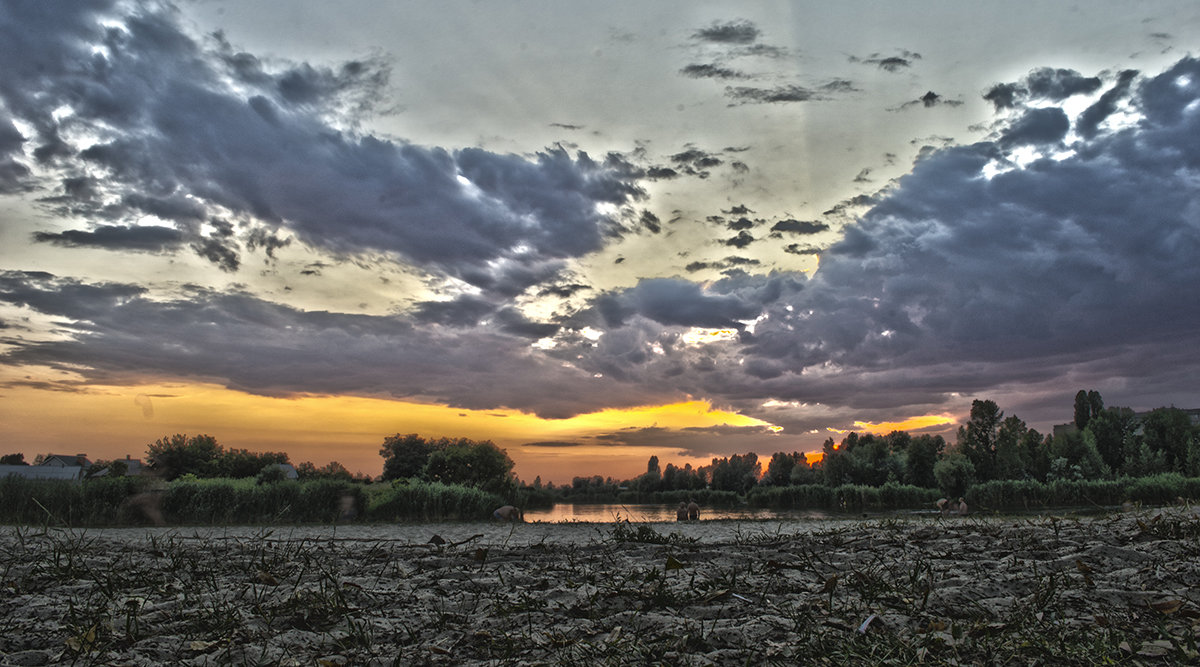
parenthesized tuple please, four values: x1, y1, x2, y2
(676, 501, 688, 521)
(492, 505, 523, 522)
(687, 499, 700, 521)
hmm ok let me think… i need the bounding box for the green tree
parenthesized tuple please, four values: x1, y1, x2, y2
(146, 434, 222, 480)
(959, 399, 1002, 481)
(707, 453, 760, 493)
(933, 454, 975, 497)
(422, 438, 515, 494)
(1084, 406, 1135, 473)
(994, 415, 1028, 480)
(904, 434, 944, 488)
(380, 433, 437, 480)
(765, 451, 805, 486)
(1021, 429, 1051, 481)
(1051, 430, 1108, 479)
(1140, 407, 1195, 470)
(217, 448, 289, 478)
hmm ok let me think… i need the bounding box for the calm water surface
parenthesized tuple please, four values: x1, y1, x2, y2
(523, 503, 847, 523)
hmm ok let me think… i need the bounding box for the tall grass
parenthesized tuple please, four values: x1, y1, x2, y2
(0, 476, 365, 526)
(0, 476, 152, 525)
(363, 479, 504, 521)
(967, 473, 1200, 510)
(161, 478, 364, 524)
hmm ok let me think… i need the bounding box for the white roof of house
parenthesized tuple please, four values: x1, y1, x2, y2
(1, 465, 85, 481)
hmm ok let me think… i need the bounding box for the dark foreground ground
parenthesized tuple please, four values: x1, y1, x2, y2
(2, 508, 1199, 665)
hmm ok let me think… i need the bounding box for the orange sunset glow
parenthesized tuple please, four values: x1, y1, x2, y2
(0, 375, 779, 483)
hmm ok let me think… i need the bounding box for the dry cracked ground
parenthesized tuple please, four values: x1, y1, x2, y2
(2, 508, 1199, 665)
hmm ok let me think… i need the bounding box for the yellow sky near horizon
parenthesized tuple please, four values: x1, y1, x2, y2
(0, 378, 784, 483)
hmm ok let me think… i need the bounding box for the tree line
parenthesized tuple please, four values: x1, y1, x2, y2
(554, 390, 1200, 499)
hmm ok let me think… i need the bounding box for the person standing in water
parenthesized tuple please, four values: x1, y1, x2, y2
(493, 505, 523, 522)
(676, 501, 688, 521)
(687, 499, 700, 521)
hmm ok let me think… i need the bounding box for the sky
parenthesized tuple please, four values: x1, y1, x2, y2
(3, 1, 1200, 483)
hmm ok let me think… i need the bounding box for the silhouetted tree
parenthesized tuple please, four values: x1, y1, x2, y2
(959, 399, 1002, 481)
(904, 434, 944, 488)
(380, 433, 437, 480)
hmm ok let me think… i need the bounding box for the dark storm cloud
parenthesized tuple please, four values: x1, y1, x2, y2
(998, 107, 1070, 147)
(551, 57, 1200, 429)
(0, 270, 663, 419)
(0, 116, 30, 192)
(0, 1, 642, 290)
(1076, 69, 1138, 139)
(33, 225, 184, 252)
(692, 20, 760, 45)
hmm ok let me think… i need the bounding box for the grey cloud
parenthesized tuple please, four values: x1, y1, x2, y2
(725, 85, 821, 104)
(1025, 67, 1104, 101)
(0, 270, 666, 420)
(680, 63, 750, 80)
(850, 51, 922, 72)
(693, 20, 760, 45)
(984, 68, 1103, 111)
(639, 210, 662, 234)
(0, 1, 642, 290)
(895, 91, 964, 111)
(771, 219, 830, 235)
(998, 107, 1070, 147)
(724, 231, 755, 248)
(983, 82, 1023, 111)
(552, 56, 1200, 428)
(1076, 69, 1138, 139)
(33, 225, 185, 252)
(646, 166, 679, 179)
(192, 237, 240, 272)
(726, 80, 856, 105)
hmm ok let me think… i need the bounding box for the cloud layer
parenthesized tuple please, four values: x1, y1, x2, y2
(3, 3, 1200, 457)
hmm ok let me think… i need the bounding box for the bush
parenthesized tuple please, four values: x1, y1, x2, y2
(363, 480, 504, 522)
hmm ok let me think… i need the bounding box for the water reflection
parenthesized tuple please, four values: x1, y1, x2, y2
(523, 503, 839, 523)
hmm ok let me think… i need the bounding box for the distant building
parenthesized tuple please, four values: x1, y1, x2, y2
(1, 464, 85, 482)
(262, 463, 299, 480)
(40, 454, 92, 468)
(89, 455, 146, 477)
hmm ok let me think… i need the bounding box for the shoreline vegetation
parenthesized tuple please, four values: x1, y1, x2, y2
(1, 507, 1198, 664)
(3, 473, 1200, 527)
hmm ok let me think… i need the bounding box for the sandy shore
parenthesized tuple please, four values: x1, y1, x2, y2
(2, 508, 1199, 665)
